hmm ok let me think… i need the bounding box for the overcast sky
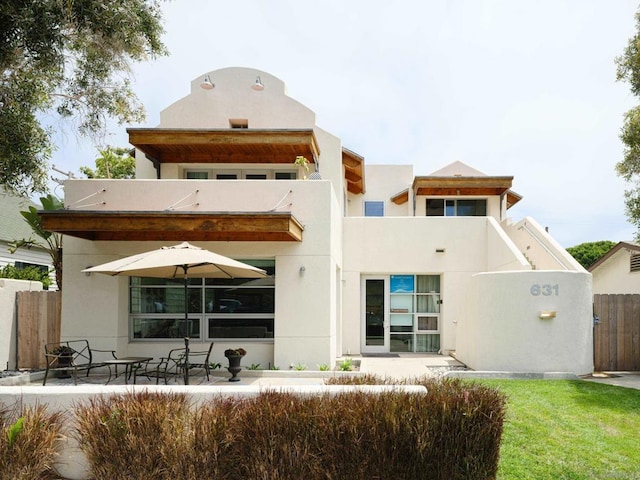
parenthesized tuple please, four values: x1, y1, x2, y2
(50, 0, 640, 247)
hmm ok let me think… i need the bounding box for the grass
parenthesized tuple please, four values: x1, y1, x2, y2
(478, 379, 640, 480)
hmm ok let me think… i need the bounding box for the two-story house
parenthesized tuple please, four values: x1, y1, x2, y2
(40, 67, 593, 374)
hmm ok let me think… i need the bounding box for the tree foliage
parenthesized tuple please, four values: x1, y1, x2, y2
(9, 194, 64, 290)
(80, 146, 136, 179)
(566, 240, 616, 269)
(616, 7, 640, 240)
(0, 0, 167, 196)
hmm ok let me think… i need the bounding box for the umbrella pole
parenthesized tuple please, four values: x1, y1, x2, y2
(182, 266, 189, 385)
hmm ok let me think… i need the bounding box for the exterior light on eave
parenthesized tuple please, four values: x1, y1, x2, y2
(200, 75, 215, 90)
(251, 75, 264, 91)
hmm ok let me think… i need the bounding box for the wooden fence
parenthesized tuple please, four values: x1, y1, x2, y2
(16, 290, 61, 369)
(593, 294, 640, 372)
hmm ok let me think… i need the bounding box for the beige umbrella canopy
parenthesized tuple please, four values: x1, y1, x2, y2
(83, 242, 267, 384)
(83, 241, 267, 279)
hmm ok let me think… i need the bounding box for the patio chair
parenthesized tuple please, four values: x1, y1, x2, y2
(136, 348, 186, 385)
(185, 342, 214, 381)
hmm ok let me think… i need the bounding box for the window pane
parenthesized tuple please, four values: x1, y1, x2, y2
(208, 317, 274, 338)
(364, 201, 384, 217)
(132, 318, 200, 339)
(416, 295, 440, 313)
(275, 172, 296, 180)
(390, 275, 414, 293)
(417, 316, 438, 331)
(416, 334, 440, 353)
(417, 275, 440, 293)
(446, 200, 455, 216)
(426, 199, 444, 216)
(457, 199, 486, 216)
(390, 313, 412, 326)
(216, 173, 238, 180)
(390, 334, 413, 352)
(186, 171, 209, 179)
(205, 287, 274, 313)
(245, 173, 267, 180)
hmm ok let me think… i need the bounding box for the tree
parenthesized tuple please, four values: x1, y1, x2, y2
(0, 0, 167, 196)
(80, 147, 136, 179)
(616, 7, 640, 240)
(9, 194, 64, 290)
(566, 240, 616, 270)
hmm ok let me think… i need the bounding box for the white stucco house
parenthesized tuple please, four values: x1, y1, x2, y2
(41, 67, 593, 374)
(589, 241, 640, 294)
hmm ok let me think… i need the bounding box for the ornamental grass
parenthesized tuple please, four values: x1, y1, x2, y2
(74, 378, 505, 480)
(0, 402, 63, 480)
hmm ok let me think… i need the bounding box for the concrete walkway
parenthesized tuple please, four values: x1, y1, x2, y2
(4, 354, 640, 390)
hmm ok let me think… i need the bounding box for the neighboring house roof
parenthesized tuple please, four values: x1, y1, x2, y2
(0, 188, 37, 243)
(588, 241, 640, 272)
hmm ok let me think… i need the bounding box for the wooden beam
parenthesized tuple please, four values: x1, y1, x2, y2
(40, 211, 303, 242)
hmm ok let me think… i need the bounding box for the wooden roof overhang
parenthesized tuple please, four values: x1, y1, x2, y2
(342, 148, 365, 194)
(127, 128, 320, 165)
(412, 176, 522, 208)
(39, 211, 304, 242)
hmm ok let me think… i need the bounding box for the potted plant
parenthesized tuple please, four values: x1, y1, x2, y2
(52, 345, 75, 378)
(224, 348, 246, 382)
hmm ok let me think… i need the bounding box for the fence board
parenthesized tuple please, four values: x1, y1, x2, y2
(17, 291, 61, 369)
(594, 294, 640, 372)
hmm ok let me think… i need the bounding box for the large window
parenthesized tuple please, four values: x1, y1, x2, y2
(389, 274, 440, 353)
(426, 199, 486, 217)
(130, 260, 275, 341)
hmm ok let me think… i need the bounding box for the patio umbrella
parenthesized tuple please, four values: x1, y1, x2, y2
(83, 242, 267, 384)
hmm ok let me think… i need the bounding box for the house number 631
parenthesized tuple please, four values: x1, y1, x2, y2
(530, 284, 559, 296)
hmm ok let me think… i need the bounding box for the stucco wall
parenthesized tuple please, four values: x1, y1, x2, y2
(0, 279, 43, 370)
(348, 164, 414, 217)
(342, 216, 526, 354)
(456, 270, 593, 375)
(61, 180, 342, 370)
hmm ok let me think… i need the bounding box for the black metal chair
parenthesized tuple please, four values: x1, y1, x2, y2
(136, 348, 186, 385)
(185, 342, 215, 381)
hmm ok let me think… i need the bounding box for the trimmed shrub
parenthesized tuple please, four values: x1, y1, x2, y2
(0, 402, 63, 480)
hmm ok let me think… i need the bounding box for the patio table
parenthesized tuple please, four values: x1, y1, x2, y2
(104, 357, 153, 384)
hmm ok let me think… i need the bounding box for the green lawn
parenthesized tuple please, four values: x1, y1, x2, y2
(479, 379, 640, 480)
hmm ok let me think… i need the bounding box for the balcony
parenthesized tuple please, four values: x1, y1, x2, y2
(39, 179, 325, 242)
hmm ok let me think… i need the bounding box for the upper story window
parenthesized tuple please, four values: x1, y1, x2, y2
(364, 201, 385, 217)
(426, 199, 487, 217)
(183, 169, 297, 180)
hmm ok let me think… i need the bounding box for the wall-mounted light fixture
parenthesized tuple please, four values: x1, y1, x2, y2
(200, 74, 214, 90)
(299, 266, 306, 276)
(251, 75, 264, 91)
(435, 248, 446, 254)
(539, 311, 556, 320)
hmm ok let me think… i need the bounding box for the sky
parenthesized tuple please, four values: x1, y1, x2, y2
(49, 0, 640, 248)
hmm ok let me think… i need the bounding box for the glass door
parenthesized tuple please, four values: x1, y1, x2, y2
(362, 277, 388, 353)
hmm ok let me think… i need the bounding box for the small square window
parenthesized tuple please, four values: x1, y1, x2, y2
(630, 254, 640, 272)
(364, 201, 384, 217)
